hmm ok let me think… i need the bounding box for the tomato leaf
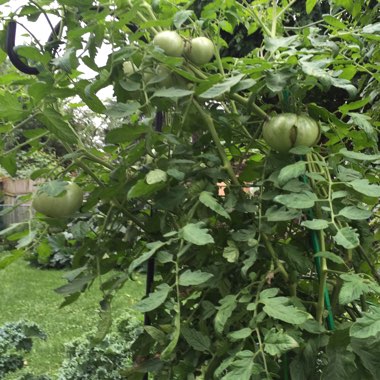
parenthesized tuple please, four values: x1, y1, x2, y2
(199, 191, 230, 219)
(262, 297, 312, 325)
(199, 74, 244, 99)
(181, 326, 211, 352)
(350, 306, 380, 339)
(339, 274, 380, 305)
(179, 222, 214, 246)
(338, 206, 372, 220)
(214, 295, 237, 334)
(264, 328, 299, 356)
(333, 227, 360, 249)
(179, 269, 214, 286)
(152, 88, 193, 98)
(265, 206, 302, 221)
(37, 108, 79, 145)
(133, 283, 171, 312)
(278, 161, 307, 186)
(301, 219, 330, 230)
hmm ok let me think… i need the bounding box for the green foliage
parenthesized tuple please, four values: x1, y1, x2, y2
(0, 321, 46, 378)
(56, 315, 142, 380)
(0, 0, 379, 378)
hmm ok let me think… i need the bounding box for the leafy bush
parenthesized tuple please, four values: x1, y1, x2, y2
(25, 232, 75, 269)
(56, 314, 143, 380)
(0, 321, 46, 378)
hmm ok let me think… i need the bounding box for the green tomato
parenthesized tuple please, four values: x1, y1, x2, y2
(262, 113, 320, 153)
(32, 182, 84, 218)
(185, 37, 214, 65)
(153, 31, 184, 57)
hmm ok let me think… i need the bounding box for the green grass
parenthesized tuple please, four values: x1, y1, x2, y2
(0, 259, 145, 379)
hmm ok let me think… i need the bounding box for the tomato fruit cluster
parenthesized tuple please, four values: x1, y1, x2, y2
(262, 113, 320, 153)
(153, 31, 214, 65)
(32, 182, 84, 218)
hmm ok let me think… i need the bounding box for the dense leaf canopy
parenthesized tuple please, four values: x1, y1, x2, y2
(0, 0, 379, 378)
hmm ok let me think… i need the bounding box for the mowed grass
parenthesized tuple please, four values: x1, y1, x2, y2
(0, 259, 145, 379)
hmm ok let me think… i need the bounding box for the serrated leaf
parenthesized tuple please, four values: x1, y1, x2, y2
(278, 161, 306, 186)
(16, 231, 37, 249)
(105, 101, 140, 118)
(55, 274, 94, 295)
(332, 190, 349, 200)
(228, 328, 252, 341)
(173, 10, 193, 29)
(223, 240, 239, 263)
(215, 295, 237, 334)
(339, 148, 380, 161)
(362, 22, 380, 34)
(133, 283, 171, 312)
(199, 191, 230, 219)
(153, 87, 193, 98)
(105, 124, 149, 144)
(265, 205, 302, 222)
(338, 206, 372, 220)
(259, 288, 279, 300)
(348, 179, 380, 198)
(179, 270, 214, 286)
(339, 273, 380, 305)
(314, 251, 345, 264)
(333, 227, 360, 249)
(264, 328, 299, 356)
(0, 93, 25, 120)
(127, 179, 165, 199)
(339, 97, 371, 114)
(262, 297, 312, 325)
(199, 74, 244, 99)
(301, 219, 329, 230)
(146, 169, 167, 184)
(350, 306, 380, 339)
(179, 222, 214, 246)
(128, 241, 166, 273)
(349, 112, 377, 141)
(37, 108, 79, 145)
(181, 326, 211, 352)
(144, 325, 166, 343)
(323, 15, 346, 29)
(264, 36, 300, 53)
(274, 192, 316, 209)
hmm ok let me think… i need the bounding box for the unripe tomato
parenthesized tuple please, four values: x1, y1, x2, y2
(153, 31, 184, 57)
(185, 37, 214, 65)
(262, 113, 320, 153)
(32, 182, 84, 218)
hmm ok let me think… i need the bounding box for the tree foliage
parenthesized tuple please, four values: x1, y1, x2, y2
(0, 0, 379, 378)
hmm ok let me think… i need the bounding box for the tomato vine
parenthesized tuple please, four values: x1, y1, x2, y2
(0, 0, 379, 379)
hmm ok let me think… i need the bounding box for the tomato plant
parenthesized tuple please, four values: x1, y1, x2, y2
(0, 0, 379, 379)
(262, 113, 320, 152)
(32, 181, 83, 218)
(185, 36, 214, 65)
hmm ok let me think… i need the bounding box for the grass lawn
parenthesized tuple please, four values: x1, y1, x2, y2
(0, 259, 145, 379)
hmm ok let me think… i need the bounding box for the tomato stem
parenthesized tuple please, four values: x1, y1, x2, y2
(193, 100, 240, 187)
(261, 233, 289, 282)
(231, 93, 269, 120)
